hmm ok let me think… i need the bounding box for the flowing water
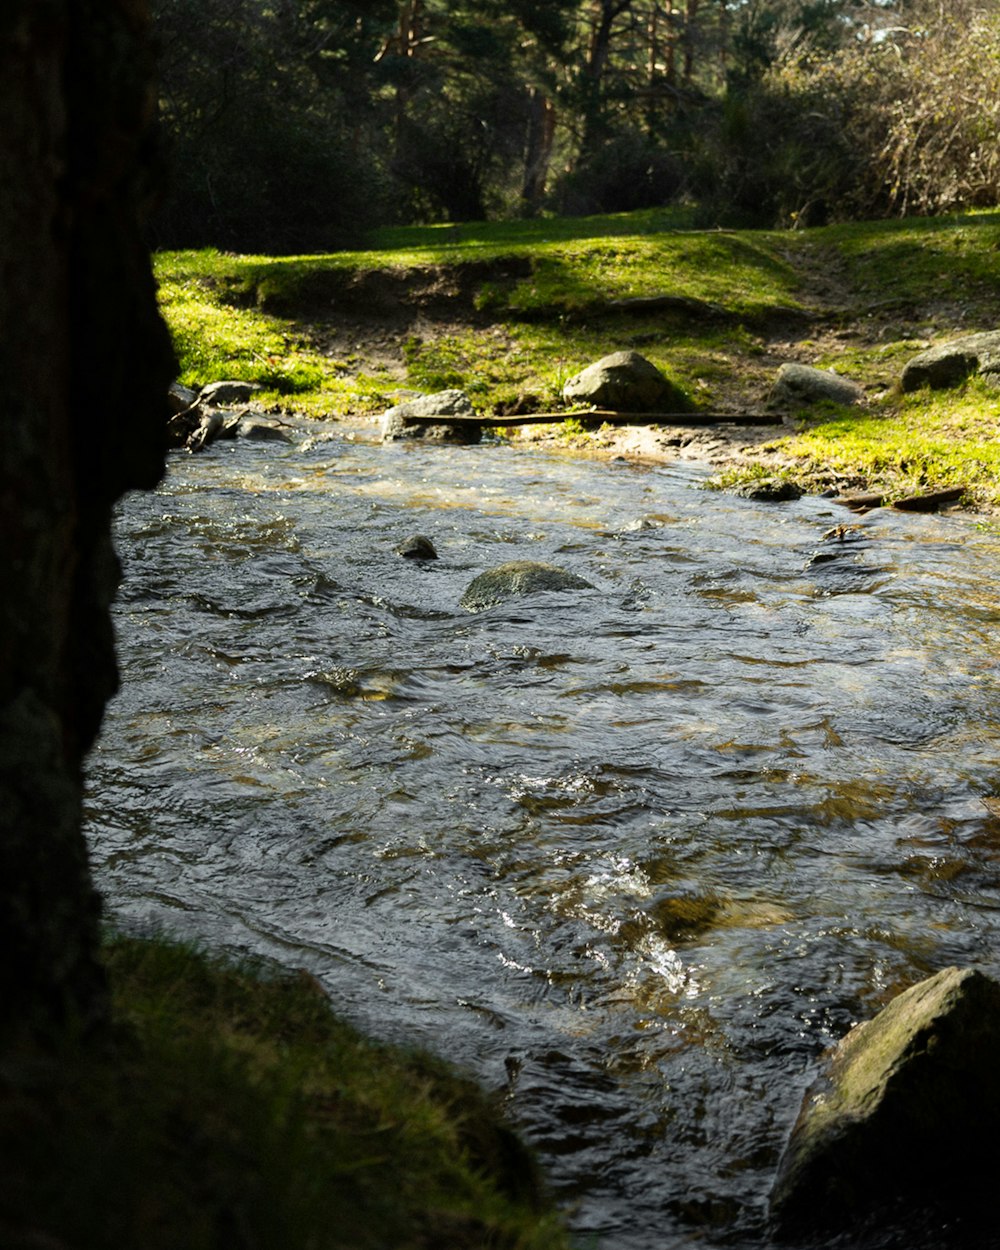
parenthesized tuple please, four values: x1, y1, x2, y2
(85, 425, 1000, 1249)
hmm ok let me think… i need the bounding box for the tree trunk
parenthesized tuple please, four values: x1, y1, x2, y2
(683, 0, 699, 85)
(521, 87, 557, 212)
(581, 0, 634, 155)
(0, 0, 175, 1040)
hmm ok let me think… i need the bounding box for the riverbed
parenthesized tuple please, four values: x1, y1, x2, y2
(85, 425, 1000, 1249)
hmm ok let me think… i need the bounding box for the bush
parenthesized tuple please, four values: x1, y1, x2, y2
(693, 1, 1000, 226)
(552, 130, 685, 217)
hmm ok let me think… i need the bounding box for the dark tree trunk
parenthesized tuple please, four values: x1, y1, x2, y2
(0, 0, 176, 1040)
(581, 0, 634, 156)
(521, 87, 556, 213)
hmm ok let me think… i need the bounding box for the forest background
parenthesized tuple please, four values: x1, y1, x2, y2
(151, 0, 1000, 253)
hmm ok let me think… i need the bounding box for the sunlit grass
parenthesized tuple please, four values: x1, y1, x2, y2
(155, 210, 1000, 506)
(804, 210, 1000, 314)
(774, 379, 1000, 506)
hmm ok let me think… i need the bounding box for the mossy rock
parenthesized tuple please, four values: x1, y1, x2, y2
(459, 561, 594, 612)
(770, 966, 1000, 1240)
(561, 350, 689, 413)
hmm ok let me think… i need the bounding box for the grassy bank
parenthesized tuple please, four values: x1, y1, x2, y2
(155, 208, 1000, 508)
(0, 936, 567, 1250)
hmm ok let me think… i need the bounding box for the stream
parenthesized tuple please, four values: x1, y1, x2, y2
(85, 424, 1000, 1249)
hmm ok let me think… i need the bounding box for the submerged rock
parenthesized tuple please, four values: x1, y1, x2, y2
(561, 350, 688, 413)
(770, 362, 863, 408)
(770, 965, 1000, 1240)
(236, 417, 293, 443)
(460, 560, 594, 612)
(396, 534, 438, 559)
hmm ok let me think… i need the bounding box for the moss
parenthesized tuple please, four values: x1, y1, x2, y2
(772, 379, 1000, 508)
(155, 211, 1000, 507)
(0, 934, 568, 1250)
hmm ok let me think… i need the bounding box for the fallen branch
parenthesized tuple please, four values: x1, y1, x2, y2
(397, 408, 784, 428)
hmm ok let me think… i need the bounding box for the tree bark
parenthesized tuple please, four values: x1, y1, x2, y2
(0, 0, 175, 1039)
(521, 87, 557, 212)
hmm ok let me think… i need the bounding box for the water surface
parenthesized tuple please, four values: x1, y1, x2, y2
(86, 428, 1000, 1248)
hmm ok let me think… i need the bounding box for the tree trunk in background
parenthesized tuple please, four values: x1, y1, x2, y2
(581, 0, 634, 155)
(0, 0, 175, 1039)
(682, 0, 699, 85)
(521, 87, 557, 213)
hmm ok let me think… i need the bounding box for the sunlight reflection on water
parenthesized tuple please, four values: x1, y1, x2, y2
(87, 429, 1000, 1249)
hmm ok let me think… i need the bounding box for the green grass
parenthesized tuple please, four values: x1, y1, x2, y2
(365, 205, 700, 252)
(0, 935, 568, 1250)
(773, 381, 1000, 506)
(153, 218, 802, 416)
(155, 208, 1000, 507)
(802, 210, 1000, 317)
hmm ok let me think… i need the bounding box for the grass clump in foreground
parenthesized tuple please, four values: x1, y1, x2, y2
(0, 936, 568, 1250)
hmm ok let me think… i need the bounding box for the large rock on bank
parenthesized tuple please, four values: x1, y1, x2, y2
(901, 331, 1000, 391)
(460, 561, 594, 612)
(200, 379, 262, 406)
(561, 350, 688, 413)
(770, 966, 1000, 1240)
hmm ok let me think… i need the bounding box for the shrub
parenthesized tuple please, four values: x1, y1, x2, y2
(694, 1, 1000, 226)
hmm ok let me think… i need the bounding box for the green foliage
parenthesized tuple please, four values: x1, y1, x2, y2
(150, 0, 393, 250)
(699, 1, 1000, 227)
(148, 0, 1000, 246)
(0, 934, 568, 1250)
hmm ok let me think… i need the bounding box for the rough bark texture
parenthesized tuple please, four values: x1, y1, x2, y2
(0, 0, 175, 1037)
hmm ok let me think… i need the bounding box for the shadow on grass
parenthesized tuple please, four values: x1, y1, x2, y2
(0, 935, 568, 1250)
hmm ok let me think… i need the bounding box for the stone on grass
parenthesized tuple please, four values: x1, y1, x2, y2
(770, 966, 1000, 1241)
(460, 560, 594, 613)
(561, 351, 688, 413)
(771, 363, 863, 408)
(734, 477, 802, 502)
(901, 331, 1000, 392)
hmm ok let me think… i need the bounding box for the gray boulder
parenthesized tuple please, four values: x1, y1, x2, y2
(734, 476, 802, 502)
(770, 965, 1000, 1240)
(460, 560, 594, 612)
(236, 417, 293, 443)
(901, 331, 1000, 391)
(200, 379, 262, 406)
(168, 381, 200, 414)
(771, 363, 863, 407)
(380, 389, 480, 443)
(561, 350, 688, 413)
